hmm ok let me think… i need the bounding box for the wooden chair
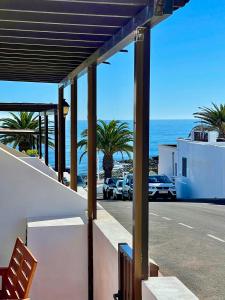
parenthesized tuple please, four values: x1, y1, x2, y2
(0, 238, 37, 300)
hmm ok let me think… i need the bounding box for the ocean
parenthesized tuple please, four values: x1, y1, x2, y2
(48, 119, 195, 175)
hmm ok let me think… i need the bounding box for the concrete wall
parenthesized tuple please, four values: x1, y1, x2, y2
(93, 209, 133, 300)
(158, 145, 177, 178)
(142, 277, 198, 300)
(27, 217, 88, 300)
(0, 147, 87, 265)
(176, 139, 225, 199)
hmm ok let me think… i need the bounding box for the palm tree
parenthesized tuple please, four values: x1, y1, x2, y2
(78, 120, 133, 179)
(193, 103, 225, 138)
(0, 112, 54, 152)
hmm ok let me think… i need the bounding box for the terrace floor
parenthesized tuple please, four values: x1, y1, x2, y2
(99, 198, 225, 300)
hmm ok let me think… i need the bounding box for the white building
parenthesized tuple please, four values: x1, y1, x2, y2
(158, 131, 225, 199)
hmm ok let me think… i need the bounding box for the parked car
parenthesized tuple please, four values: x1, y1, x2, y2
(122, 174, 133, 200)
(103, 178, 116, 199)
(122, 174, 176, 200)
(113, 180, 123, 199)
(148, 175, 176, 199)
(77, 175, 86, 188)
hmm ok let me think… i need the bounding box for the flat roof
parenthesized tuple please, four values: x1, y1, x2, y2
(0, 0, 189, 85)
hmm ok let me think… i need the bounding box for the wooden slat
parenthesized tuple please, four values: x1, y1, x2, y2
(1, 238, 37, 300)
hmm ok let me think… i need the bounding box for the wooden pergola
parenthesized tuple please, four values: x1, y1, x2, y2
(0, 1, 190, 299)
(0, 102, 58, 167)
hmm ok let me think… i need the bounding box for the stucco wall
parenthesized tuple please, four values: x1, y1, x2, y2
(176, 140, 225, 199)
(158, 145, 177, 178)
(93, 209, 133, 300)
(27, 217, 88, 300)
(142, 277, 198, 300)
(0, 147, 87, 265)
(20, 157, 57, 179)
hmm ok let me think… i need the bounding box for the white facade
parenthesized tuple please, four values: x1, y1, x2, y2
(158, 145, 178, 179)
(159, 139, 225, 199)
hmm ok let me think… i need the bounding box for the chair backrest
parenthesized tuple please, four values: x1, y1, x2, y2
(3, 238, 37, 299)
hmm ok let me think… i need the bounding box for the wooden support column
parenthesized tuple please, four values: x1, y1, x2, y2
(87, 64, 97, 300)
(54, 110, 58, 171)
(70, 78, 78, 191)
(38, 115, 42, 159)
(44, 113, 49, 166)
(132, 27, 150, 300)
(58, 87, 64, 182)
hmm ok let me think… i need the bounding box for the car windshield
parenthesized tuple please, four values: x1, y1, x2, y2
(108, 179, 114, 184)
(117, 181, 123, 187)
(149, 175, 172, 183)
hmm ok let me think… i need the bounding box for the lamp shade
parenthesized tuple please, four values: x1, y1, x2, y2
(63, 99, 70, 117)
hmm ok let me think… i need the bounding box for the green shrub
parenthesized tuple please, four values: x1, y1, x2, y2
(26, 149, 38, 157)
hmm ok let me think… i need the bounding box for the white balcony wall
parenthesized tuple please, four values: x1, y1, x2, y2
(142, 277, 198, 300)
(20, 157, 58, 179)
(93, 209, 132, 300)
(0, 147, 87, 265)
(27, 217, 88, 300)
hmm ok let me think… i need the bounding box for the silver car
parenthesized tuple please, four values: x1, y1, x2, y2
(122, 174, 176, 200)
(113, 180, 123, 199)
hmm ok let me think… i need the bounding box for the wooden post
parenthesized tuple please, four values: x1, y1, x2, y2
(54, 110, 58, 171)
(38, 115, 42, 159)
(132, 27, 150, 300)
(58, 87, 64, 182)
(88, 64, 97, 300)
(44, 113, 49, 166)
(70, 78, 78, 191)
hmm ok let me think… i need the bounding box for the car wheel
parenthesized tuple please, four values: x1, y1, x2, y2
(109, 191, 113, 200)
(128, 191, 133, 201)
(122, 193, 126, 201)
(103, 190, 107, 199)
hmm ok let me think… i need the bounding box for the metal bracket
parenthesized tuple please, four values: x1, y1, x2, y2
(135, 27, 147, 42)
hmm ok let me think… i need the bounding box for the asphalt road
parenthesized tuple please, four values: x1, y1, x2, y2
(99, 198, 225, 300)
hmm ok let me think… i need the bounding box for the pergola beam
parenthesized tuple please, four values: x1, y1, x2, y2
(0, 103, 57, 112)
(59, 1, 163, 87)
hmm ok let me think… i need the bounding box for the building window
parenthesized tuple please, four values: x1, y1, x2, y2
(175, 163, 178, 177)
(182, 157, 187, 177)
(172, 152, 175, 176)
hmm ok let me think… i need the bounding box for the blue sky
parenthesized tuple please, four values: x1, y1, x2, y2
(0, 0, 225, 120)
